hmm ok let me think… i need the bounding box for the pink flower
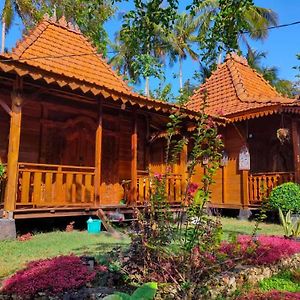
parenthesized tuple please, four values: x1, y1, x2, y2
(154, 173, 163, 182)
(187, 182, 199, 194)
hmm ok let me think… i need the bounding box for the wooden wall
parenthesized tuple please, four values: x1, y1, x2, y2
(0, 91, 10, 163)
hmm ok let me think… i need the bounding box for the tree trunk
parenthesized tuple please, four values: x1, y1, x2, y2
(1, 21, 6, 54)
(145, 77, 150, 97)
(179, 56, 183, 90)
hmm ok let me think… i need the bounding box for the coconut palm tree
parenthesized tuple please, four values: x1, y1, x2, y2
(1, 0, 37, 53)
(195, 0, 278, 59)
(164, 13, 201, 90)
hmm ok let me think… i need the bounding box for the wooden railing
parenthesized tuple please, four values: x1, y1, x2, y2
(137, 172, 183, 204)
(248, 172, 295, 204)
(16, 163, 95, 207)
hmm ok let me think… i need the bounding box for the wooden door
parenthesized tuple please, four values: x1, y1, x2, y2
(100, 132, 123, 205)
(62, 118, 95, 166)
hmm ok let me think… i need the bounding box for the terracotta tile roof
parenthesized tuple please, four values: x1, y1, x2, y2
(4, 15, 131, 94)
(187, 53, 297, 121)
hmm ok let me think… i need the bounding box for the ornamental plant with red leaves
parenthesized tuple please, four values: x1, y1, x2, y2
(237, 290, 300, 300)
(1, 255, 96, 298)
(220, 235, 300, 265)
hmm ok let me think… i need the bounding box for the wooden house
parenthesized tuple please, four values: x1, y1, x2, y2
(1, 17, 299, 221)
(187, 53, 300, 209)
(0, 16, 198, 219)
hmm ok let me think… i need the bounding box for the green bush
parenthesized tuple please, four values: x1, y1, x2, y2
(0, 163, 5, 180)
(269, 182, 300, 214)
(259, 270, 300, 293)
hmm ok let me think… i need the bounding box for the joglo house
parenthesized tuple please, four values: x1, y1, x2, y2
(1, 16, 300, 221)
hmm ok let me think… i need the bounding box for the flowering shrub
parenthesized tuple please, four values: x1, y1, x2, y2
(237, 290, 300, 300)
(220, 235, 300, 265)
(1, 255, 96, 297)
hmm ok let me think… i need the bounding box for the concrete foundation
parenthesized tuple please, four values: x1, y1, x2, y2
(0, 218, 16, 240)
(238, 208, 252, 220)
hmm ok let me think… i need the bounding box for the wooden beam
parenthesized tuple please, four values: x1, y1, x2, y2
(95, 101, 103, 205)
(241, 170, 249, 207)
(0, 99, 12, 116)
(292, 119, 300, 183)
(4, 77, 23, 213)
(222, 166, 227, 204)
(130, 112, 138, 204)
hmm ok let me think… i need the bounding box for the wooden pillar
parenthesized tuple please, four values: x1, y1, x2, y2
(222, 166, 227, 204)
(130, 112, 138, 204)
(292, 119, 300, 183)
(241, 170, 249, 207)
(180, 144, 188, 199)
(94, 101, 103, 205)
(4, 79, 23, 213)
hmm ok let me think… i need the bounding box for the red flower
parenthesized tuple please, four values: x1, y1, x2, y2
(187, 182, 199, 194)
(1, 255, 96, 297)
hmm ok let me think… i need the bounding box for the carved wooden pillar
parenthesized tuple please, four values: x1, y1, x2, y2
(292, 119, 300, 183)
(4, 79, 23, 213)
(94, 101, 103, 205)
(130, 112, 138, 204)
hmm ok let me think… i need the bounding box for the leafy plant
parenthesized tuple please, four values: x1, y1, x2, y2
(103, 282, 158, 300)
(279, 208, 300, 238)
(0, 163, 6, 180)
(269, 182, 300, 214)
(1, 255, 96, 297)
(259, 270, 300, 293)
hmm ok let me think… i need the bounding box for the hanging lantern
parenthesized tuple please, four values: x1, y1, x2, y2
(276, 128, 290, 144)
(239, 145, 250, 170)
(220, 150, 229, 167)
(202, 155, 209, 165)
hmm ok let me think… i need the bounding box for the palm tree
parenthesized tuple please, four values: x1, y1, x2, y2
(195, 1, 278, 59)
(164, 13, 200, 90)
(1, 0, 36, 53)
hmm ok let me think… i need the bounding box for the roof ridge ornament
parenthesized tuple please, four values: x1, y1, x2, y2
(58, 15, 67, 27)
(225, 52, 248, 66)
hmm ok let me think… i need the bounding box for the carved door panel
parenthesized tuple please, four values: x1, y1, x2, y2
(61, 118, 95, 167)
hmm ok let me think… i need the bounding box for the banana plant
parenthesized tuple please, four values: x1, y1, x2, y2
(279, 208, 300, 238)
(103, 282, 158, 300)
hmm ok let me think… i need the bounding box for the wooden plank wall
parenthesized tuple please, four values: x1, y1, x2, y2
(0, 92, 10, 163)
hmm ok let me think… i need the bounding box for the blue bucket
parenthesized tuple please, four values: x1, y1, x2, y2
(87, 218, 102, 234)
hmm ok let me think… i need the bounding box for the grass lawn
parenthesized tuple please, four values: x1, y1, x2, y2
(0, 231, 130, 281)
(0, 218, 283, 281)
(221, 217, 283, 239)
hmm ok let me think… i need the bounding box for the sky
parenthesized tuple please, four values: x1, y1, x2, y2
(0, 0, 299, 95)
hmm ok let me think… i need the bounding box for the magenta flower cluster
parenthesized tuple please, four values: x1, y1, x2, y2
(187, 182, 199, 195)
(220, 235, 300, 265)
(1, 255, 97, 297)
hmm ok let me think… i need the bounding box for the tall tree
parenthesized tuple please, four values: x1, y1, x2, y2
(118, 0, 178, 96)
(1, 0, 36, 53)
(191, 0, 278, 63)
(247, 49, 297, 97)
(164, 13, 200, 90)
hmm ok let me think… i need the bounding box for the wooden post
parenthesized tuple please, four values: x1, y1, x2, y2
(180, 144, 188, 201)
(292, 119, 300, 183)
(222, 166, 227, 204)
(241, 170, 249, 207)
(94, 101, 103, 205)
(130, 112, 138, 204)
(4, 79, 23, 213)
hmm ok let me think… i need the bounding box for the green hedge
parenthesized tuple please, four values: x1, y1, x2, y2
(269, 182, 300, 214)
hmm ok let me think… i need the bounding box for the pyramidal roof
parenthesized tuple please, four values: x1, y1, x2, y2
(187, 53, 296, 119)
(2, 14, 131, 94)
